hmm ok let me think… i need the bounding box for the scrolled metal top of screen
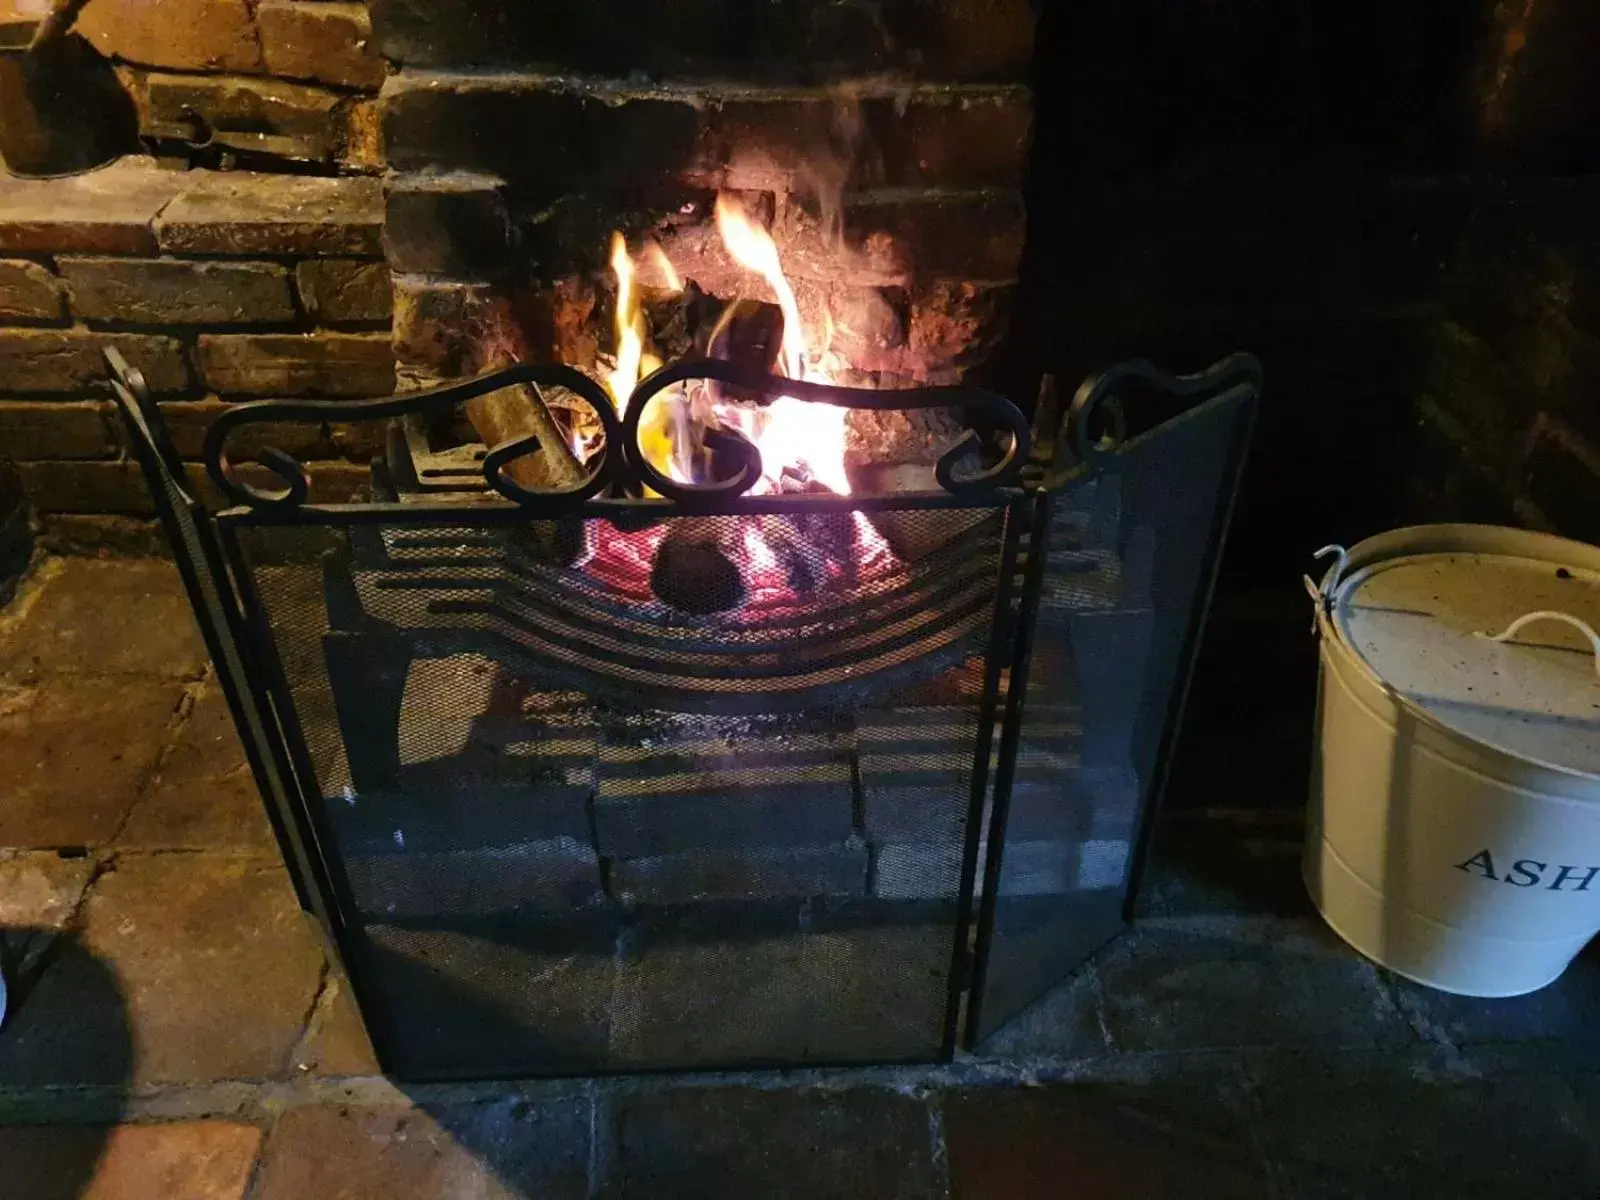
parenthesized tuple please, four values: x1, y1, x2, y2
(104, 346, 1258, 517)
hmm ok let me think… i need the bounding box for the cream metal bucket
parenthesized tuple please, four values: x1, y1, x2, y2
(1305, 524, 1600, 996)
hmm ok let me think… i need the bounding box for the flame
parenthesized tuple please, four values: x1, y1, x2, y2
(606, 232, 643, 412)
(646, 242, 682, 293)
(714, 195, 807, 380)
(710, 195, 853, 495)
(583, 203, 900, 602)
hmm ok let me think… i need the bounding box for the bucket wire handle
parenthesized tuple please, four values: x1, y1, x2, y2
(1477, 610, 1600, 681)
(1303, 544, 1350, 631)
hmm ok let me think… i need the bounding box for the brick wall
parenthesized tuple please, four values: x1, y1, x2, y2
(375, 0, 1035, 390)
(0, 162, 392, 550)
(0, 0, 386, 172)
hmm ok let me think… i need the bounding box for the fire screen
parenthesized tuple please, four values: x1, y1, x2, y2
(107, 349, 1256, 1080)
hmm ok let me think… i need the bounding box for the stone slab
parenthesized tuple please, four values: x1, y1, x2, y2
(0, 558, 205, 679)
(1098, 917, 1414, 1054)
(611, 922, 810, 1069)
(608, 840, 870, 904)
(0, 676, 182, 848)
(944, 1083, 1270, 1200)
(0, 162, 185, 255)
(117, 764, 277, 854)
(797, 919, 952, 1061)
(0, 1121, 262, 1200)
(346, 837, 605, 918)
(253, 1098, 588, 1200)
(257, 1, 387, 90)
(1377, 943, 1600, 1061)
(609, 1088, 940, 1200)
(0, 856, 324, 1085)
(1248, 1060, 1600, 1198)
(156, 173, 384, 256)
(288, 970, 380, 1076)
(141, 74, 347, 166)
(0, 849, 95, 980)
(115, 681, 278, 853)
(971, 955, 1110, 1058)
(356, 918, 617, 1077)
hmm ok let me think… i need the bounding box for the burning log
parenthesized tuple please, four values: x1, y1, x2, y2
(651, 520, 746, 614)
(462, 301, 591, 564)
(702, 298, 784, 399)
(844, 406, 989, 562)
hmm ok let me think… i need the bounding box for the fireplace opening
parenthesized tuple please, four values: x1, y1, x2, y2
(77, 0, 1270, 1079)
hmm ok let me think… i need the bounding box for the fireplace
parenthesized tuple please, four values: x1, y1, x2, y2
(77, 0, 1266, 1080)
(107, 336, 1256, 1077)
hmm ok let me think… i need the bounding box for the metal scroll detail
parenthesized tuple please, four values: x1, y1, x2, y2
(623, 359, 1033, 505)
(149, 354, 1034, 514)
(1061, 352, 1263, 472)
(199, 365, 624, 514)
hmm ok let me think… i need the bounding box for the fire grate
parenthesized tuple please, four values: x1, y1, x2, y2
(106, 349, 1257, 1080)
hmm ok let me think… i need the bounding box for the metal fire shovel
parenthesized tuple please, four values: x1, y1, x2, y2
(0, 0, 138, 178)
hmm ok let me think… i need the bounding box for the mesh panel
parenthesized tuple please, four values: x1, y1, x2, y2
(972, 392, 1254, 1042)
(234, 505, 1004, 1077)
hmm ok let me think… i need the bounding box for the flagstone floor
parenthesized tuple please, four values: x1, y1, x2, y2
(2, 554, 1598, 1199)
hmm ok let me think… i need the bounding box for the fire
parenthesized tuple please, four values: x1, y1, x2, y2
(645, 241, 681, 293)
(713, 195, 806, 379)
(603, 195, 857, 499)
(590, 199, 895, 607)
(605, 232, 643, 412)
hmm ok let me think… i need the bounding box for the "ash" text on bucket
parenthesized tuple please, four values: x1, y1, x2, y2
(1454, 850, 1600, 891)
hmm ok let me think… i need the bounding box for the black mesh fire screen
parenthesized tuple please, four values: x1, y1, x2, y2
(107, 352, 1257, 1080)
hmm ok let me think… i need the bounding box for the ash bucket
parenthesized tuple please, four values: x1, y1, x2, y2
(1305, 525, 1600, 997)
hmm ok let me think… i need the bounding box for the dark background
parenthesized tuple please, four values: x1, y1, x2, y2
(1008, 0, 1600, 808)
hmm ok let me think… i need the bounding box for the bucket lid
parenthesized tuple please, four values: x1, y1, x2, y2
(1329, 532, 1600, 778)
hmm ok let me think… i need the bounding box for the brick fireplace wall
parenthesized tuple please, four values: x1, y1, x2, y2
(0, 0, 386, 171)
(0, 165, 392, 552)
(0, 0, 397, 552)
(375, 0, 1034, 391)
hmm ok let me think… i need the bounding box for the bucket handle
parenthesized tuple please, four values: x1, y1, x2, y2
(1477, 610, 1600, 681)
(1302, 544, 1350, 631)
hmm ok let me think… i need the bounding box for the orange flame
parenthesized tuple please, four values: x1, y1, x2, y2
(606, 232, 643, 412)
(714, 195, 807, 380)
(646, 241, 682, 293)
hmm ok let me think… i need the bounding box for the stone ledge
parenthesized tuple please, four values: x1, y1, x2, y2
(0, 162, 386, 262)
(155, 173, 385, 257)
(0, 161, 186, 256)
